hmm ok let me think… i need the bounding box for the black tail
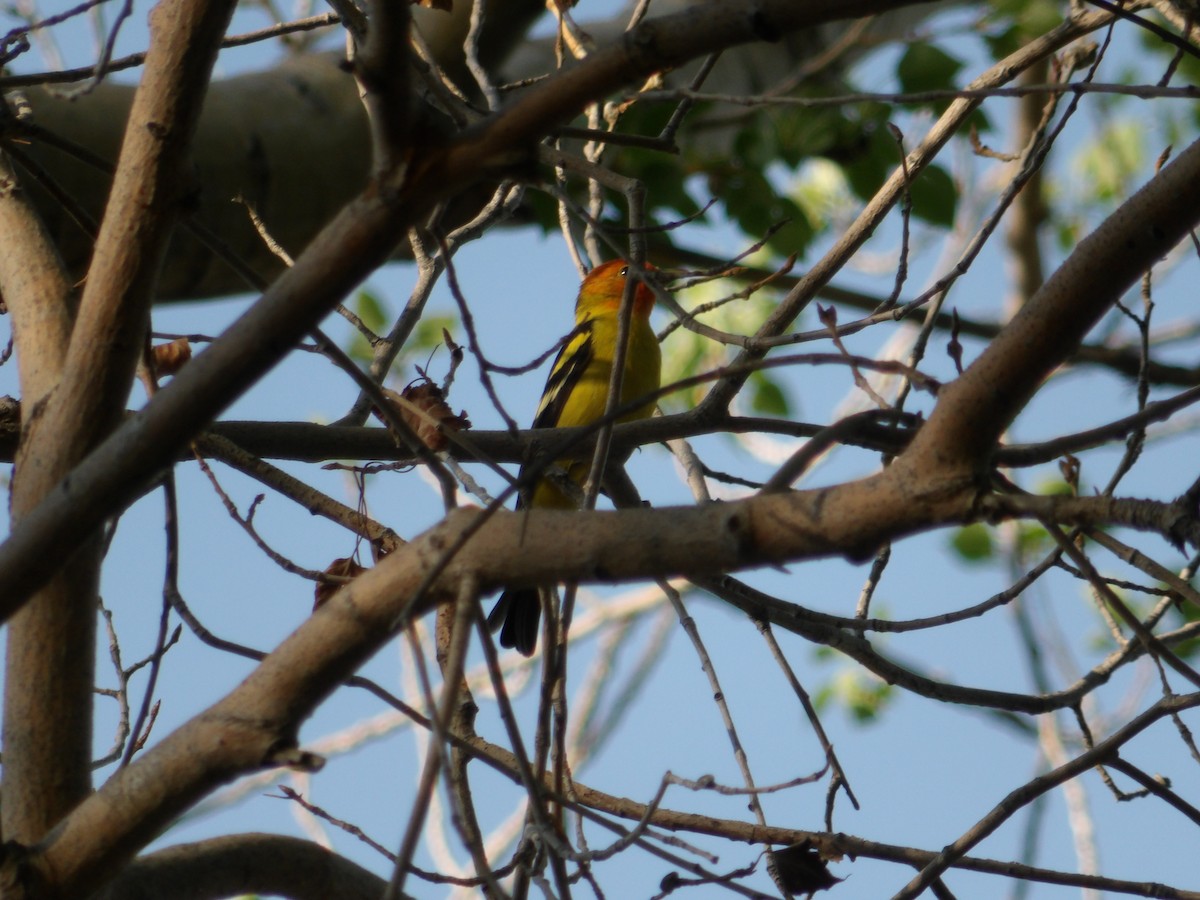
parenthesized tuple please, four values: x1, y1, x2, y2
(487, 588, 541, 656)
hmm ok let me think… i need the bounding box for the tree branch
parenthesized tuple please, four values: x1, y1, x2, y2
(906, 135, 1200, 472)
(91, 834, 386, 900)
(1, 0, 237, 846)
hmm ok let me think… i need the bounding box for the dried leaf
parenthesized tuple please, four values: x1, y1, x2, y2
(313, 557, 366, 610)
(947, 308, 964, 375)
(1059, 454, 1081, 493)
(771, 842, 843, 894)
(152, 338, 191, 376)
(442, 327, 464, 391)
(376, 381, 471, 452)
(443, 327, 462, 363)
(817, 303, 838, 331)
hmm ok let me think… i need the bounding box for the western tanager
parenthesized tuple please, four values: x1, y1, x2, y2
(488, 259, 662, 655)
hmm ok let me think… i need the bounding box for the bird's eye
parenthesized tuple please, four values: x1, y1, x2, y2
(619, 266, 628, 277)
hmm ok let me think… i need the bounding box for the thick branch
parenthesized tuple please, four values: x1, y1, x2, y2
(0, 136, 94, 845)
(25, 467, 962, 897)
(906, 136, 1200, 471)
(91, 835, 386, 900)
(22, 465, 1200, 891)
(1, 0, 236, 846)
(0, 151, 72, 407)
(6, 1, 545, 301)
(2, 394, 1195, 473)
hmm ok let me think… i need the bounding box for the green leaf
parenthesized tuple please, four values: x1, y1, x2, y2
(981, 0, 1063, 60)
(951, 523, 993, 563)
(1015, 522, 1052, 557)
(982, 22, 1023, 61)
(398, 314, 460, 380)
(815, 669, 894, 723)
(410, 314, 458, 353)
(749, 371, 789, 416)
(715, 166, 815, 258)
(611, 151, 704, 222)
(1036, 478, 1075, 497)
(347, 289, 390, 364)
(1068, 122, 1144, 205)
(791, 158, 854, 230)
(841, 122, 900, 205)
(1171, 599, 1200, 659)
(1055, 216, 1083, 252)
(660, 281, 785, 409)
(908, 163, 958, 228)
(355, 288, 388, 333)
(524, 190, 562, 234)
(897, 43, 963, 94)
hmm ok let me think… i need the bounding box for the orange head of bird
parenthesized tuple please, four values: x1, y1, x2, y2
(578, 259, 657, 320)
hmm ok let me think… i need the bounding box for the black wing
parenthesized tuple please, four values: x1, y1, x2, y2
(531, 320, 595, 430)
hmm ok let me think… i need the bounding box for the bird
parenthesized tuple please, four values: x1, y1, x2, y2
(487, 259, 662, 656)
